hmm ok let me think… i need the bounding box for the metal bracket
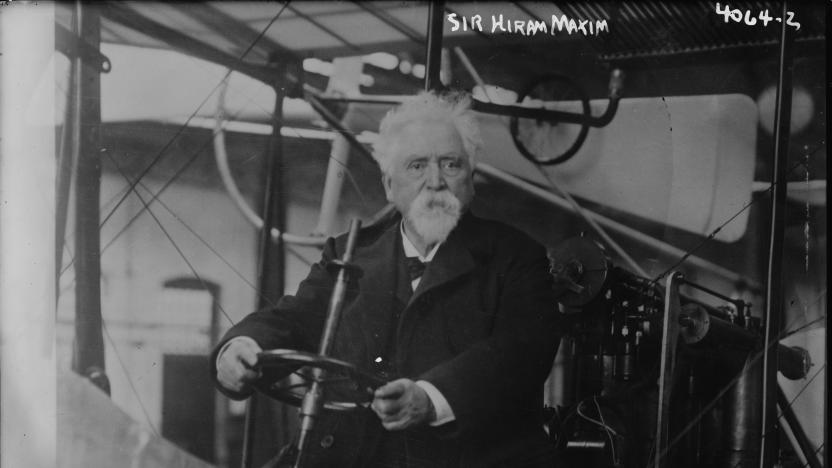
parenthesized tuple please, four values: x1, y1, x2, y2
(55, 23, 111, 73)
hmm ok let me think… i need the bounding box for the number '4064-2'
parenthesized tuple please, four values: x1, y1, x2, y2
(715, 3, 801, 31)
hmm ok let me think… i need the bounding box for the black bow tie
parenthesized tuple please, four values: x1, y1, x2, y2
(405, 257, 429, 281)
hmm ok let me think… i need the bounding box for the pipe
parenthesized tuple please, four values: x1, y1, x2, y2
(759, 4, 795, 466)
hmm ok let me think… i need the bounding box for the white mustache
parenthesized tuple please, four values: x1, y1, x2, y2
(407, 190, 461, 244)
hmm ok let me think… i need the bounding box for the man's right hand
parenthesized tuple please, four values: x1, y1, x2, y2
(216, 337, 263, 393)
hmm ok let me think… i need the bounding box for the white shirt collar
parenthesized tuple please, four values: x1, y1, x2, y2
(400, 222, 441, 262)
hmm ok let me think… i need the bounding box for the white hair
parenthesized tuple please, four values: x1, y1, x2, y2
(373, 90, 482, 174)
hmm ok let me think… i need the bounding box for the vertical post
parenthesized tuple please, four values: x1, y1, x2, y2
(72, 1, 108, 393)
(1, 3, 57, 467)
(424, 1, 446, 91)
(241, 61, 288, 468)
(758, 3, 794, 467)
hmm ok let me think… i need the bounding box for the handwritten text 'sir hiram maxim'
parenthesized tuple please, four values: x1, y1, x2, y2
(447, 13, 609, 37)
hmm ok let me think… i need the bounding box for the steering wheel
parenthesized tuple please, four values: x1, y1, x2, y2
(255, 349, 387, 411)
(509, 73, 592, 166)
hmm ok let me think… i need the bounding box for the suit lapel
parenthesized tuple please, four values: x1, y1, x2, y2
(396, 215, 478, 365)
(347, 219, 408, 374)
(408, 233, 475, 306)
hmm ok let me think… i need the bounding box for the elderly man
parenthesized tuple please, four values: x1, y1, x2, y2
(213, 91, 561, 467)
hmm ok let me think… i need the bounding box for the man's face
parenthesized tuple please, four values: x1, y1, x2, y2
(382, 120, 475, 243)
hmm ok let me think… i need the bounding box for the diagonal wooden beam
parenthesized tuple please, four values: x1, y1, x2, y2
(169, 3, 300, 62)
(100, 2, 280, 84)
(353, 1, 424, 45)
(286, 3, 361, 52)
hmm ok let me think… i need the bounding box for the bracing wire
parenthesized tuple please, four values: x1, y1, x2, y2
(59, 0, 379, 319)
(783, 363, 826, 413)
(59, 2, 291, 278)
(593, 397, 619, 466)
(575, 398, 619, 466)
(101, 321, 161, 437)
(105, 152, 237, 327)
(802, 444, 825, 468)
(95, 1, 292, 238)
(651, 144, 824, 284)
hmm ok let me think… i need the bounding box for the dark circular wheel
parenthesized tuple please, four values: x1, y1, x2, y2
(509, 73, 591, 166)
(548, 237, 610, 307)
(255, 349, 387, 411)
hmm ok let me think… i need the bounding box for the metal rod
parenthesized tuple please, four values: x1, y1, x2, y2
(313, 89, 616, 126)
(257, 81, 288, 306)
(679, 277, 748, 312)
(759, 4, 795, 467)
(424, 0, 445, 91)
(294, 219, 362, 468)
(240, 395, 258, 468)
(72, 1, 108, 394)
(472, 99, 618, 126)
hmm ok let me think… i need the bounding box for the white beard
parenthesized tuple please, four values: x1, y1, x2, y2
(405, 190, 462, 245)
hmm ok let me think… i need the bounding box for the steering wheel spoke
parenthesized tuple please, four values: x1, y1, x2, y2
(255, 349, 386, 412)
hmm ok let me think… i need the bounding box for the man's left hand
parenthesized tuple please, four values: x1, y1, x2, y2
(371, 378, 435, 431)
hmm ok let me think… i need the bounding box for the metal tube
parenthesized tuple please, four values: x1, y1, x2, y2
(759, 4, 795, 467)
(424, 1, 445, 91)
(294, 219, 362, 468)
(72, 1, 108, 393)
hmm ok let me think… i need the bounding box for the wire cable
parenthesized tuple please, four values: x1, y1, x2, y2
(106, 152, 237, 327)
(96, 2, 291, 235)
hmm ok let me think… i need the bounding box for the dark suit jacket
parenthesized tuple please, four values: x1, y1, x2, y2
(212, 211, 562, 467)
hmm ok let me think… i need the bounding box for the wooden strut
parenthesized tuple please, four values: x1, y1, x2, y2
(72, 1, 109, 395)
(241, 70, 290, 468)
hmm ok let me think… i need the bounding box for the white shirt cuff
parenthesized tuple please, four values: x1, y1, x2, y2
(215, 336, 259, 372)
(416, 380, 455, 426)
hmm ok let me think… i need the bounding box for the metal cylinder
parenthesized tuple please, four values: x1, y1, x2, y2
(724, 356, 763, 468)
(777, 345, 811, 381)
